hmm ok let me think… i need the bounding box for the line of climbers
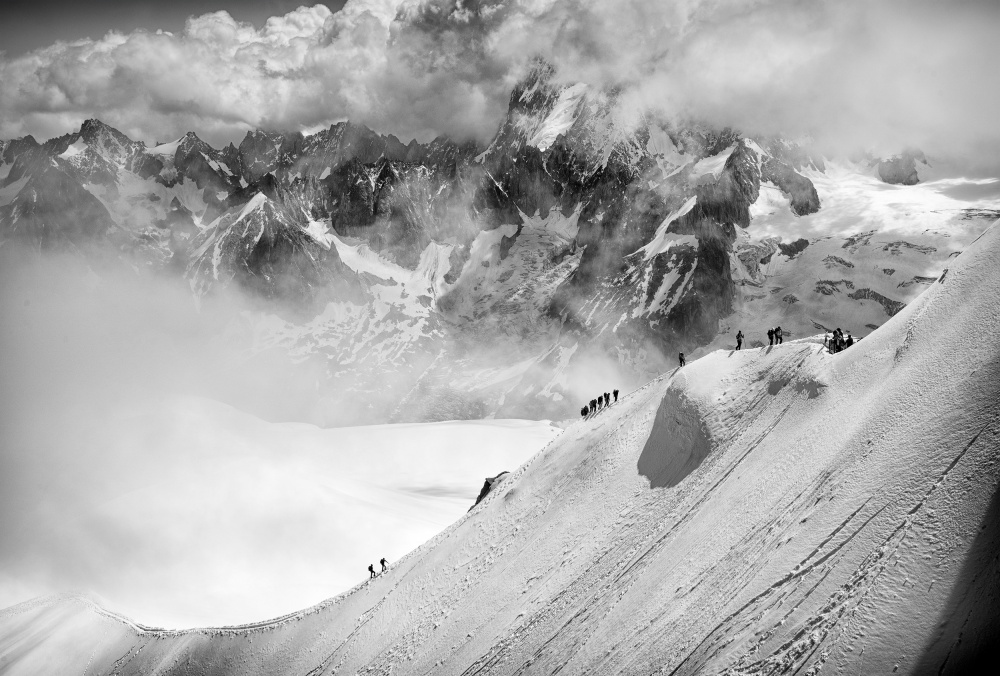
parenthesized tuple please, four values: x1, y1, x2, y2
(579, 325, 859, 422)
(581, 389, 619, 418)
(368, 557, 389, 579)
(825, 328, 854, 353)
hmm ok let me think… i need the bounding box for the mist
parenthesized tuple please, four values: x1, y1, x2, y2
(0, 245, 563, 626)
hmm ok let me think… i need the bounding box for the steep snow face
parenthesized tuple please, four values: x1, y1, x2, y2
(0, 177, 28, 207)
(633, 196, 698, 261)
(148, 139, 183, 157)
(4, 222, 997, 674)
(524, 83, 589, 152)
(57, 138, 87, 159)
(691, 143, 737, 181)
(0, 395, 561, 629)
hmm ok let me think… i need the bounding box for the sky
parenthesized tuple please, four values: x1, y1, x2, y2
(0, 1, 347, 56)
(1, 0, 999, 166)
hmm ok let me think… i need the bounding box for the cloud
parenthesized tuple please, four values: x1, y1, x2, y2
(1, 0, 999, 163)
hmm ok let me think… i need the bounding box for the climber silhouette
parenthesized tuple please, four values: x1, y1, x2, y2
(613, 389, 619, 402)
(736, 330, 743, 350)
(380, 557, 388, 572)
(368, 564, 375, 579)
(678, 352, 686, 367)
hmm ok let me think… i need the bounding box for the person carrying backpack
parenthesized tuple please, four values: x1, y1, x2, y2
(613, 389, 619, 403)
(767, 328, 774, 346)
(775, 326, 783, 345)
(678, 352, 686, 367)
(380, 557, 388, 572)
(368, 564, 376, 579)
(736, 330, 744, 350)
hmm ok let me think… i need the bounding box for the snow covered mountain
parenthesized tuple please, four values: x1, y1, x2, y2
(3, 217, 997, 674)
(2, 65, 998, 423)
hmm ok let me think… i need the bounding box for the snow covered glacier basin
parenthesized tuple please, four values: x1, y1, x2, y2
(0, 398, 560, 629)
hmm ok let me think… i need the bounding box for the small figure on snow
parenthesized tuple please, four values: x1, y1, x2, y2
(775, 326, 783, 345)
(613, 389, 619, 403)
(736, 330, 744, 350)
(368, 564, 376, 579)
(678, 352, 686, 367)
(767, 328, 774, 346)
(845, 333, 854, 348)
(581, 405, 589, 418)
(380, 557, 388, 573)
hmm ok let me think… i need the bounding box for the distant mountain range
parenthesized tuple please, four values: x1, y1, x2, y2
(2, 63, 996, 424)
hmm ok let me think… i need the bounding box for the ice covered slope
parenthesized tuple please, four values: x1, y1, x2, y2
(3, 223, 999, 673)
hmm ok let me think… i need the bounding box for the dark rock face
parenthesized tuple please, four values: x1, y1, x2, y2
(849, 288, 906, 316)
(779, 238, 810, 258)
(187, 195, 365, 308)
(877, 149, 927, 185)
(762, 158, 821, 215)
(692, 141, 760, 228)
(0, 160, 114, 247)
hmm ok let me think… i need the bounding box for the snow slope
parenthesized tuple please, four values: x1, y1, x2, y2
(2, 213, 996, 672)
(0, 397, 560, 629)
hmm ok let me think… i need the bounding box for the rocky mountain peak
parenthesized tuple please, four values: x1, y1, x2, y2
(877, 148, 927, 185)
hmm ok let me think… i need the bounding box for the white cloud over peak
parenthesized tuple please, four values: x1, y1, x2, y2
(1, 0, 999, 166)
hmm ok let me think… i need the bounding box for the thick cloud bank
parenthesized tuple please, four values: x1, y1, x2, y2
(2, 1, 1000, 161)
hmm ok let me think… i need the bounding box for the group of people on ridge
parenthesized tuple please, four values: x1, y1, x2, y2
(578, 323, 857, 423)
(368, 557, 389, 579)
(581, 390, 619, 418)
(825, 328, 854, 353)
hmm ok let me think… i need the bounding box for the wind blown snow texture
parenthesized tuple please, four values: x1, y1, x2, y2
(3, 221, 997, 674)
